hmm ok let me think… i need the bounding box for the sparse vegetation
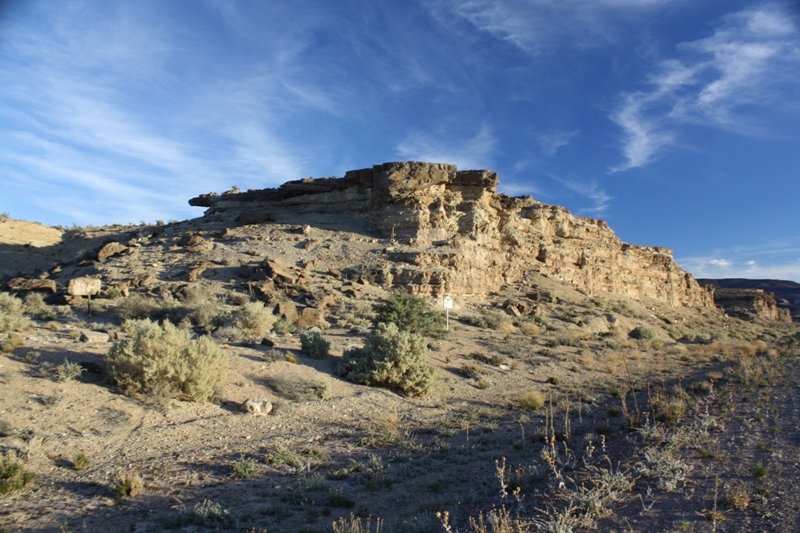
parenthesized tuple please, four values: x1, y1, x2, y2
(270, 374, 332, 402)
(629, 326, 657, 341)
(0, 455, 37, 494)
(107, 319, 227, 402)
(4, 197, 800, 533)
(53, 359, 84, 382)
(337, 322, 435, 397)
(230, 456, 258, 480)
(520, 390, 545, 410)
(73, 454, 91, 471)
(22, 292, 56, 320)
(0, 293, 30, 333)
(113, 471, 144, 500)
(227, 301, 277, 339)
(299, 331, 330, 359)
(373, 289, 446, 338)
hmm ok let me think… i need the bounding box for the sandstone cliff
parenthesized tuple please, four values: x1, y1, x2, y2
(706, 287, 793, 323)
(190, 162, 714, 308)
(700, 278, 799, 322)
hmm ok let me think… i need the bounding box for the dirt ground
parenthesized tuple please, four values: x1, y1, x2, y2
(1, 216, 800, 533)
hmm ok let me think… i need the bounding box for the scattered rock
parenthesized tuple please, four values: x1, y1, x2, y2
(67, 277, 101, 297)
(243, 398, 273, 416)
(79, 330, 110, 343)
(274, 301, 299, 323)
(7, 278, 57, 293)
(132, 274, 157, 287)
(97, 242, 128, 261)
(297, 307, 325, 328)
(264, 258, 297, 286)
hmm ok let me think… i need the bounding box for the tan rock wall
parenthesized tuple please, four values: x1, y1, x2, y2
(191, 161, 715, 309)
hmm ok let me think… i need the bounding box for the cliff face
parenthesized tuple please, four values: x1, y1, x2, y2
(190, 162, 714, 308)
(699, 279, 800, 322)
(708, 288, 793, 323)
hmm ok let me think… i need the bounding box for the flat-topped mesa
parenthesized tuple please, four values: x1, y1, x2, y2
(189, 161, 714, 308)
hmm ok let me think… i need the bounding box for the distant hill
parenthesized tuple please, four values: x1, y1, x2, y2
(698, 278, 800, 320)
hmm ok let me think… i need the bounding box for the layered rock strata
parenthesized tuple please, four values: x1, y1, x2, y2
(190, 162, 714, 308)
(711, 288, 792, 323)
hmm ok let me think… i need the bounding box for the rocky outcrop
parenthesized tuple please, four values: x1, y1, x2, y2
(711, 288, 792, 323)
(97, 242, 128, 261)
(7, 277, 57, 293)
(190, 162, 714, 308)
(700, 278, 800, 321)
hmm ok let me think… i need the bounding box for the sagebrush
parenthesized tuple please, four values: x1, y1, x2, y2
(300, 331, 330, 359)
(227, 302, 277, 339)
(337, 322, 435, 397)
(374, 289, 446, 338)
(0, 293, 30, 333)
(107, 319, 227, 402)
(0, 455, 37, 494)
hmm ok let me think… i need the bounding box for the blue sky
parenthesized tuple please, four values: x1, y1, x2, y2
(1, 0, 799, 281)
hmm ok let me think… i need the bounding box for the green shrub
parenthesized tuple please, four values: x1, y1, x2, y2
(73, 454, 91, 471)
(227, 302, 277, 339)
(53, 359, 84, 382)
(115, 295, 170, 321)
(230, 456, 257, 480)
(0, 293, 30, 333)
(0, 456, 37, 494)
(22, 293, 56, 320)
(336, 322, 435, 397)
(629, 326, 657, 341)
(107, 319, 227, 402)
(373, 289, 446, 338)
(300, 331, 330, 359)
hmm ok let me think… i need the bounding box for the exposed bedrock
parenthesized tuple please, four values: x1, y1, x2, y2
(189, 162, 714, 308)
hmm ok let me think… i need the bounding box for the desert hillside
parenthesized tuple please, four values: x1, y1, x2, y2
(1, 163, 799, 533)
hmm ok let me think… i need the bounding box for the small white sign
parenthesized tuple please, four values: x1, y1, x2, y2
(443, 295, 453, 309)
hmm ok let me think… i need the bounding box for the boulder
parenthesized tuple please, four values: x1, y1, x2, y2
(178, 234, 205, 247)
(188, 263, 212, 282)
(67, 277, 101, 297)
(264, 258, 297, 286)
(80, 330, 110, 343)
(7, 278, 57, 293)
(97, 242, 128, 261)
(243, 398, 273, 416)
(274, 301, 299, 323)
(297, 307, 325, 328)
(132, 274, 157, 287)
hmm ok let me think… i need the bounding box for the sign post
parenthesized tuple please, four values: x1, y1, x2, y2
(443, 295, 453, 331)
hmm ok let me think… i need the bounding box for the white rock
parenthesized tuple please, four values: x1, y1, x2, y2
(243, 398, 272, 416)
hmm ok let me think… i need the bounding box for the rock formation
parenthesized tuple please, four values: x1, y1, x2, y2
(190, 162, 714, 308)
(709, 288, 792, 323)
(700, 278, 799, 322)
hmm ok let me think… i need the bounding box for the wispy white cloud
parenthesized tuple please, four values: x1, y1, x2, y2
(678, 239, 800, 282)
(427, 0, 681, 53)
(558, 179, 612, 216)
(0, 2, 321, 224)
(537, 129, 580, 156)
(395, 126, 496, 170)
(610, 2, 800, 171)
